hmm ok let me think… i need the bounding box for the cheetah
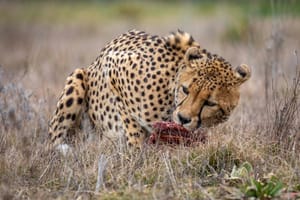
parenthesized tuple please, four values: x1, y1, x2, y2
(48, 30, 251, 148)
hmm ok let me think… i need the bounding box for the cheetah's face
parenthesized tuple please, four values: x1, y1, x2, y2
(173, 47, 251, 130)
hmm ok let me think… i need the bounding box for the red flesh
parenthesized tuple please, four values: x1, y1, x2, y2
(148, 121, 206, 146)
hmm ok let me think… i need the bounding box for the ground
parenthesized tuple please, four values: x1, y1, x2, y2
(0, 1, 299, 199)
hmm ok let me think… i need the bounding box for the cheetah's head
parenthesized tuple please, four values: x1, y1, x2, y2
(173, 47, 251, 130)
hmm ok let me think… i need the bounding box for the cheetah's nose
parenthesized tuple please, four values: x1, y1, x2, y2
(177, 113, 191, 125)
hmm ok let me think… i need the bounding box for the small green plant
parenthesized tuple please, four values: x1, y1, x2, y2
(244, 175, 284, 199)
(230, 161, 253, 180)
(226, 162, 284, 199)
(225, 161, 253, 186)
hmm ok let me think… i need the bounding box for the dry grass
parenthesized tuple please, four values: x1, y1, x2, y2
(0, 1, 300, 199)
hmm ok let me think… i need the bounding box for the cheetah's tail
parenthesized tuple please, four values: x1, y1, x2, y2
(47, 68, 88, 150)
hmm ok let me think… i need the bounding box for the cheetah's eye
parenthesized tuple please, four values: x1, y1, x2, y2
(204, 100, 217, 107)
(182, 85, 189, 95)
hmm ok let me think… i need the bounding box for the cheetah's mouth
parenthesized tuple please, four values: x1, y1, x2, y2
(171, 95, 207, 131)
(172, 111, 202, 131)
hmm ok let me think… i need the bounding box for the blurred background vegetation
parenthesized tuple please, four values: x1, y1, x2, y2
(1, 0, 299, 74)
(1, 0, 300, 32)
(2, 0, 300, 26)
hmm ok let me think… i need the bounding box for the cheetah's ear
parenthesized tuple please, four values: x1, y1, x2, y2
(185, 47, 202, 62)
(234, 64, 251, 85)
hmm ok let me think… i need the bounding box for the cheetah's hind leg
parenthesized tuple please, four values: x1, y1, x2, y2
(48, 68, 88, 150)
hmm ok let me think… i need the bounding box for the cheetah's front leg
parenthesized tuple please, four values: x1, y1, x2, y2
(118, 109, 149, 148)
(105, 53, 152, 148)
